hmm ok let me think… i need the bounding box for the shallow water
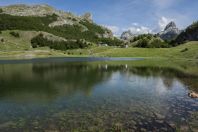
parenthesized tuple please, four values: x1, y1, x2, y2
(0, 58, 197, 131)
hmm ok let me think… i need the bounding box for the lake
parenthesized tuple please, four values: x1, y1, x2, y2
(0, 57, 197, 131)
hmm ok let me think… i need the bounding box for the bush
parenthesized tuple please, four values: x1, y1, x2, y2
(0, 38, 4, 43)
(136, 38, 149, 48)
(99, 38, 123, 46)
(0, 8, 3, 13)
(31, 34, 91, 50)
(180, 48, 188, 52)
(149, 39, 169, 48)
(10, 32, 20, 37)
(133, 34, 170, 48)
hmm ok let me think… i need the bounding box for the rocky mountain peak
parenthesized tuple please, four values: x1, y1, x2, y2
(164, 21, 177, 31)
(159, 21, 180, 41)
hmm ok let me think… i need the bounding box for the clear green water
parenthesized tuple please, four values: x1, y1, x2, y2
(0, 58, 197, 131)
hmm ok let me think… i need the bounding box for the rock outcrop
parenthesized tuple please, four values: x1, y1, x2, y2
(159, 21, 181, 41)
(81, 12, 92, 22)
(120, 30, 135, 40)
(1, 4, 55, 16)
(0, 4, 93, 27)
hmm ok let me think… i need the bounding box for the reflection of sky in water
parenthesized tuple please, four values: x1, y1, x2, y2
(0, 62, 197, 131)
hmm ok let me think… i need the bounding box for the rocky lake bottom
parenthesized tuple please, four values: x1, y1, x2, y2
(0, 58, 197, 132)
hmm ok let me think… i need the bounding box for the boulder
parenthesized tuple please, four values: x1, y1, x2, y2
(188, 91, 198, 98)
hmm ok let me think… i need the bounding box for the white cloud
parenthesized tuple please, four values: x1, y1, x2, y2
(132, 22, 138, 26)
(105, 23, 153, 37)
(104, 25, 121, 36)
(158, 16, 173, 31)
(152, 0, 176, 8)
(127, 23, 152, 34)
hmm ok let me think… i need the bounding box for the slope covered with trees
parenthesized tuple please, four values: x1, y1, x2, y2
(31, 33, 92, 50)
(130, 34, 169, 48)
(0, 14, 114, 43)
(173, 21, 198, 45)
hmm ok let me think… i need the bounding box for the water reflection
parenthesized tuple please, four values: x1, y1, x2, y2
(0, 62, 197, 102)
(0, 61, 197, 131)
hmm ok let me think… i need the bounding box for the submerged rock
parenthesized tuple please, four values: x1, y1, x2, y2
(188, 91, 198, 98)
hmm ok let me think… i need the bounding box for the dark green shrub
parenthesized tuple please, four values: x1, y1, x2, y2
(136, 38, 149, 48)
(10, 32, 20, 37)
(0, 8, 3, 13)
(133, 34, 170, 48)
(99, 38, 123, 46)
(31, 34, 91, 50)
(180, 48, 188, 52)
(149, 39, 169, 48)
(0, 38, 4, 43)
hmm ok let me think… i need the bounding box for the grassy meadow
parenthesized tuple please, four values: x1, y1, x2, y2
(0, 30, 198, 60)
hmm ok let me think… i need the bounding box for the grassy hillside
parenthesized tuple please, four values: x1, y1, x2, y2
(67, 41, 198, 59)
(0, 30, 37, 50)
(0, 30, 197, 59)
(0, 13, 120, 45)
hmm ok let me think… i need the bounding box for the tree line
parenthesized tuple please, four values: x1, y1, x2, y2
(31, 33, 92, 50)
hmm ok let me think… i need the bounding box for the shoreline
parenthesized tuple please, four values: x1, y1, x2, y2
(0, 55, 197, 62)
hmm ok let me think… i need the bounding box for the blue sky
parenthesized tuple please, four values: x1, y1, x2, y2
(0, 0, 198, 36)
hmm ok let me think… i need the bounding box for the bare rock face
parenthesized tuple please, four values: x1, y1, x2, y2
(159, 21, 181, 41)
(81, 12, 92, 22)
(164, 21, 177, 31)
(120, 30, 135, 40)
(1, 4, 55, 16)
(1, 4, 84, 27)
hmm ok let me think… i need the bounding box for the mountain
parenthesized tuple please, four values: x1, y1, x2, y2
(0, 4, 120, 50)
(120, 30, 138, 40)
(0, 4, 95, 27)
(121, 30, 133, 40)
(159, 21, 181, 41)
(174, 21, 198, 44)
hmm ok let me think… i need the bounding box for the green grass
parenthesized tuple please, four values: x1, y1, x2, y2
(67, 41, 198, 60)
(0, 30, 38, 51)
(0, 30, 198, 60)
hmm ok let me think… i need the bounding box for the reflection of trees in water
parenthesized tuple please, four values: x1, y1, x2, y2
(32, 63, 113, 95)
(126, 66, 198, 92)
(0, 63, 197, 102)
(162, 78, 174, 90)
(0, 63, 113, 101)
(93, 64, 198, 91)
